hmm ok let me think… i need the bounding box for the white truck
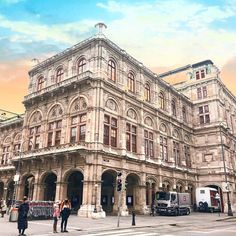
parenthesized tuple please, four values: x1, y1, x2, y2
(156, 191, 191, 216)
(196, 187, 220, 212)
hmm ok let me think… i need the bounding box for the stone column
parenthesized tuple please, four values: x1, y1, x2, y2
(55, 181, 67, 201)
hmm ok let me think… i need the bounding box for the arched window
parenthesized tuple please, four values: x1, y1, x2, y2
(171, 99, 176, 117)
(128, 72, 135, 92)
(78, 58, 86, 74)
(159, 92, 165, 110)
(108, 59, 116, 82)
(56, 68, 64, 83)
(37, 77, 44, 91)
(144, 83, 150, 102)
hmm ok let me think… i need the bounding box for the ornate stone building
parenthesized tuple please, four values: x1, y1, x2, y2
(0, 27, 235, 217)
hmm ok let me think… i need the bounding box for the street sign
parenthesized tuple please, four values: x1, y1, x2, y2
(222, 182, 230, 192)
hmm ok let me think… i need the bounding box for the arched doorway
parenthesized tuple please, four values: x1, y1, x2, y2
(146, 181, 156, 206)
(206, 184, 223, 212)
(0, 182, 4, 199)
(67, 171, 83, 212)
(44, 173, 57, 201)
(126, 174, 140, 212)
(24, 175, 35, 200)
(101, 170, 116, 214)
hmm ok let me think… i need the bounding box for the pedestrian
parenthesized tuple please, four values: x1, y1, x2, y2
(0, 199, 7, 217)
(60, 199, 71, 233)
(53, 201, 60, 233)
(17, 196, 29, 236)
(150, 204, 155, 216)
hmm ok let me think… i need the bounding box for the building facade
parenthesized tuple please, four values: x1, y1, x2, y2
(0, 30, 236, 217)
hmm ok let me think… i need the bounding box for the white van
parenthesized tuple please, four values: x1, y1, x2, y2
(196, 187, 220, 212)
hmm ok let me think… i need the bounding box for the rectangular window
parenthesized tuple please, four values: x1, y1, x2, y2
(197, 88, 202, 99)
(70, 127, 77, 143)
(35, 135, 40, 149)
(199, 105, 210, 124)
(79, 124, 86, 142)
(160, 136, 168, 161)
(173, 141, 180, 165)
(126, 123, 137, 153)
(184, 145, 191, 167)
(196, 71, 200, 80)
(28, 137, 34, 150)
(55, 131, 61, 146)
(201, 70, 205, 78)
(103, 115, 117, 147)
(203, 86, 207, 98)
(47, 132, 53, 147)
(144, 130, 154, 157)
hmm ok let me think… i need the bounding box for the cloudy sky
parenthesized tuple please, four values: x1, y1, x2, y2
(0, 0, 236, 113)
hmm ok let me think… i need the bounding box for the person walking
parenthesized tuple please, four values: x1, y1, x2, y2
(60, 199, 71, 233)
(53, 201, 60, 233)
(17, 196, 29, 236)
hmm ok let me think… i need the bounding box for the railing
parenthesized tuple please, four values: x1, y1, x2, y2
(12, 141, 89, 160)
(24, 71, 93, 101)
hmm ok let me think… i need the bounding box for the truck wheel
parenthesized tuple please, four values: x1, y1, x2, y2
(209, 208, 214, 213)
(186, 208, 190, 215)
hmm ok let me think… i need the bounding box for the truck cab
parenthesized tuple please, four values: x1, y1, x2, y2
(156, 191, 191, 216)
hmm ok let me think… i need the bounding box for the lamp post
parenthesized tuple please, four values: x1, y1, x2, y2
(12, 139, 33, 206)
(219, 122, 233, 216)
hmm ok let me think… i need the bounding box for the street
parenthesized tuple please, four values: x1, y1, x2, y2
(0, 212, 235, 236)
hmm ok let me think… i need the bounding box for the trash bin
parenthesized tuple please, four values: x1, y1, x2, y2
(9, 207, 18, 222)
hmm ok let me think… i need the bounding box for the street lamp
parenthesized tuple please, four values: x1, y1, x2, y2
(12, 139, 33, 206)
(219, 122, 233, 216)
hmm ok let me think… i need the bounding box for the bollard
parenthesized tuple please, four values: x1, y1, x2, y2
(132, 211, 136, 226)
(9, 207, 18, 222)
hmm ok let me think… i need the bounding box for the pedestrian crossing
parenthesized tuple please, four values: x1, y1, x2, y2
(31, 228, 175, 236)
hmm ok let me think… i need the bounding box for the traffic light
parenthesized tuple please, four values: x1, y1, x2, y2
(117, 172, 122, 192)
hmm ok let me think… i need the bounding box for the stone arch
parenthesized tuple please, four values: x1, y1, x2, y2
(204, 184, 224, 213)
(162, 178, 173, 191)
(47, 103, 64, 121)
(126, 107, 140, 122)
(125, 173, 141, 212)
(19, 173, 35, 200)
(101, 169, 117, 214)
(3, 135, 11, 144)
(39, 171, 57, 201)
(144, 116, 154, 129)
(28, 109, 43, 126)
(172, 128, 181, 140)
(146, 176, 158, 206)
(68, 96, 88, 115)
(6, 180, 14, 201)
(176, 180, 185, 193)
(64, 169, 84, 212)
(105, 98, 119, 113)
(159, 122, 171, 136)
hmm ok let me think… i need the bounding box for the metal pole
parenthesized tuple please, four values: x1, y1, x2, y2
(117, 191, 121, 227)
(219, 124, 233, 216)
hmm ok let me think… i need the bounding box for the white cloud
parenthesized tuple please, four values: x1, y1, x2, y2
(97, 0, 236, 68)
(0, 15, 97, 45)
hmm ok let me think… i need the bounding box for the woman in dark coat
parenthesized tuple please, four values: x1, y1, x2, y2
(17, 196, 29, 236)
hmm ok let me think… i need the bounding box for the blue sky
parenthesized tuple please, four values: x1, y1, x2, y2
(0, 0, 236, 112)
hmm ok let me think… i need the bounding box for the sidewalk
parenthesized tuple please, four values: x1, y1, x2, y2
(0, 212, 235, 236)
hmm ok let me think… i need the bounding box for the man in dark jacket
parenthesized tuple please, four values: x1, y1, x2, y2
(17, 196, 29, 236)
